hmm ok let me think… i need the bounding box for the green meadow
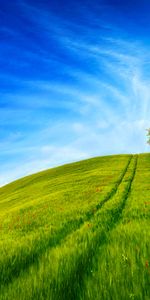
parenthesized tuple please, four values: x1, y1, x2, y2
(0, 153, 149, 299)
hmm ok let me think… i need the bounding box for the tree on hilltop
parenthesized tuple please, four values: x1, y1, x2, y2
(147, 128, 150, 145)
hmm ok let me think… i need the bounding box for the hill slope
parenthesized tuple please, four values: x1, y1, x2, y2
(0, 154, 150, 299)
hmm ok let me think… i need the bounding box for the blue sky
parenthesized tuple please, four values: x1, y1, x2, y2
(0, 0, 150, 186)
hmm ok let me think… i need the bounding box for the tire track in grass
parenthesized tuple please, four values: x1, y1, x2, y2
(0, 156, 132, 289)
(1, 156, 136, 300)
(86, 155, 133, 217)
(50, 155, 138, 300)
(80, 157, 144, 300)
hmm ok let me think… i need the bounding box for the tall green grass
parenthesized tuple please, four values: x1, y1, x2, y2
(81, 154, 150, 300)
(0, 154, 149, 299)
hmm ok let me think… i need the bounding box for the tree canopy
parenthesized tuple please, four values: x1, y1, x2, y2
(147, 128, 150, 145)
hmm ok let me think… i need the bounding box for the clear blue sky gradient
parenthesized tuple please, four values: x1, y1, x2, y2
(0, 0, 150, 185)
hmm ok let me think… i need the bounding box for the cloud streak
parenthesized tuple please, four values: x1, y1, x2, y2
(0, 0, 150, 186)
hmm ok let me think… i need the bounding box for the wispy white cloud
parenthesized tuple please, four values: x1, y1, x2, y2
(0, 1, 150, 186)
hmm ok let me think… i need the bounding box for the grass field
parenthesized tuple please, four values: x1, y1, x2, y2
(0, 153, 149, 299)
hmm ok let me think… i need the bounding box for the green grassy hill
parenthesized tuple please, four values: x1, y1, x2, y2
(0, 153, 150, 300)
